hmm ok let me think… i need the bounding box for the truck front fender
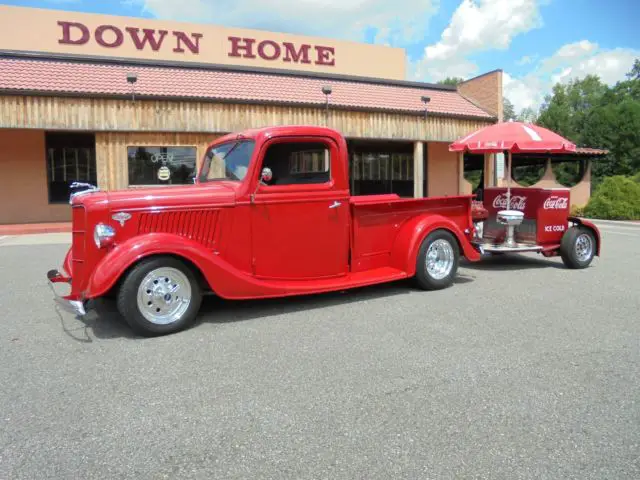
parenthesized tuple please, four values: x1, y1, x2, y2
(568, 216, 601, 256)
(390, 214, 481, 276)
(85, 233, 223, 299)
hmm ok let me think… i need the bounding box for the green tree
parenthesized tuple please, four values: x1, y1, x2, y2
(437, 77, 465, 86)
(503, 97, 517, 121)
(518, 107, 537, 123)
(536, 61, 640, 188)
(537, 74, 608, 142)
(626, 58, 640, 80)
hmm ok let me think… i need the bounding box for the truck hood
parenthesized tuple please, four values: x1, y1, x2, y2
(105, 182, 237, 211)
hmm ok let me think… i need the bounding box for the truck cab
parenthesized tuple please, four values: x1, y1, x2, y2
(48, 125, 481, 336)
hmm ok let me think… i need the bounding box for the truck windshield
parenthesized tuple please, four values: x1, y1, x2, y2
(199, 140, 256, 182)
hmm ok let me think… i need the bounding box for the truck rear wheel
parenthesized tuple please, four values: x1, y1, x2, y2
(116, 256, 202, 337)
(414, 229, 460, 290)
(560, 226, 596, 269)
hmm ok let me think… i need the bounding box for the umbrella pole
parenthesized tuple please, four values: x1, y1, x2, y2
(506, 151, 512, 208)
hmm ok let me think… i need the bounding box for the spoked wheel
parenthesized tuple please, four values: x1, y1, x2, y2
(560, 226, 596, 269)
(415, 229, 460, 290)
(117, 256, 202, 336)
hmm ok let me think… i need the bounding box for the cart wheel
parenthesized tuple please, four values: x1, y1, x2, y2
(117, 256, 202, 337)
(415, 229, 460, 290)
(559, 226, 596, 269)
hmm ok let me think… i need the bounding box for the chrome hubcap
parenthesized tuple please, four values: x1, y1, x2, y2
(136, 267, 192, 325)
(426, 239, 455, 280)
(575, 233, 593, 262)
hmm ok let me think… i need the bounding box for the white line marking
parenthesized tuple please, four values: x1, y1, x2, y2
(596, 225, 640, 232)
(601, 231, 640, 237)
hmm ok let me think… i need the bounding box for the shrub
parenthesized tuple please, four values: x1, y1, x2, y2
(570, 204, 585, 217)
(583, 175, 640, 220)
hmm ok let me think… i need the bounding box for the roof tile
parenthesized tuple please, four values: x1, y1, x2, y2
(0, 58, 494, 119)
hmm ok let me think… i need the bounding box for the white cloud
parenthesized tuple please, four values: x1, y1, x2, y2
(412, 0, 543, 82)
(128, 0, 440, 47)
(505, 41, 640, 112)
(516, 55, 537, 66)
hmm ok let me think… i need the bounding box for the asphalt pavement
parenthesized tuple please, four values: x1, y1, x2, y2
(1, 221, 639, 479)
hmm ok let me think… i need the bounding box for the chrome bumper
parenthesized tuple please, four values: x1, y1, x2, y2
(47, 269, 86, 317)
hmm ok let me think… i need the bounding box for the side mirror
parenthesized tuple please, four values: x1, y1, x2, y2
(260, 167, 273, 184)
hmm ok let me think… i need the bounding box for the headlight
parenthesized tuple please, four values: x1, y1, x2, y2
(94, 223, 116, 248)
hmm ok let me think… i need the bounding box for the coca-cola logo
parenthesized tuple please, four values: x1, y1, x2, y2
(543, 196, 569, 210)
(492, 194, 527, 211)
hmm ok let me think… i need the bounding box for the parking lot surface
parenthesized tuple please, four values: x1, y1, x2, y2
(1, 221, 639, 479)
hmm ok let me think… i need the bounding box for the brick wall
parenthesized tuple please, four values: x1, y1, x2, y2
(457, 70, 503, 121)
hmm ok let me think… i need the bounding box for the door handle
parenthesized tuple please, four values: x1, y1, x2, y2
(329, 201, 342, 209)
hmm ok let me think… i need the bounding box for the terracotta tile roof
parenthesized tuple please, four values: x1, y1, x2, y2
(0, 58, 494, 119)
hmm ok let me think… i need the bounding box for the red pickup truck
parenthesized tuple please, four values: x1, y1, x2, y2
(48, 125, 481, 336)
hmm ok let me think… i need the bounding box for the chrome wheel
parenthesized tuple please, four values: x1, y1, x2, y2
(575, 233, 593, 262)
(425, 239, 455, 280)
(136, 267, 192, 325)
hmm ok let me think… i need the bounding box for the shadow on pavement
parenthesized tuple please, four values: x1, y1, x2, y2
(461, 253, 566, 271)
(63, 275, 475, 341)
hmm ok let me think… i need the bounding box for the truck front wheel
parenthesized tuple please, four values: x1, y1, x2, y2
(414, 229, 460, 290)
(116, 256, 203, 337)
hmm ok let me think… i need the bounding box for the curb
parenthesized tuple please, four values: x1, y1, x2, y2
(0, 223, 72, 236)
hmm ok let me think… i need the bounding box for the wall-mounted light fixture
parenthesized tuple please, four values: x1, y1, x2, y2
(421, 95, 431, 119)
(127, 72, 138, 102)
(322, 85, 332, 124)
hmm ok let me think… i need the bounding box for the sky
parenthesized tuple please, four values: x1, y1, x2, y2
(4, 0, 640, 113)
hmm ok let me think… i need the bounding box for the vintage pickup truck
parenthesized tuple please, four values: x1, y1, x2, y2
(48, 125, 482, 336)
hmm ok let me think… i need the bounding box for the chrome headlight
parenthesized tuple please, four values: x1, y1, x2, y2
(94, 223, 116, 248)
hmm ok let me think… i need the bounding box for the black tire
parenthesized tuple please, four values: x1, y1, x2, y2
(116, 256, 203, 337)
(560, 226, 596, 269)
(414, 229, 460, 290)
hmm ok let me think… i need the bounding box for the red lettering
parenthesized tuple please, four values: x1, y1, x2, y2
(126, 27, 168, 51)
(315, 46, 335, 66)
(95, 25, 124, 48)
(227, 36, 256, 58)
(57, 21, 90, 46)
(172, 31, 203, 54)
(257, 40, 281, 61)
(282, 42, 311, 64)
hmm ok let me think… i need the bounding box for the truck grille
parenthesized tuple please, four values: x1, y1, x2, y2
(71, 205, 86, 279)
(138, 210, 219, 249)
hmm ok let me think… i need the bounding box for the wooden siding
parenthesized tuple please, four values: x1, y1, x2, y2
(0, 95, 493, 143)
(95, 132, 219, 190)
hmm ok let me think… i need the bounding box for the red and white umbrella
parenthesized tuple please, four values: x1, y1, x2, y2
(449, 121, 576, 207)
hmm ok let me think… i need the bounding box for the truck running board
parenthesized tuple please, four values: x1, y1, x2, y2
(477, 242, 544, 254)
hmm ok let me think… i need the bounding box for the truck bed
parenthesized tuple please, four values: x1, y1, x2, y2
(349, 193, 475, 273)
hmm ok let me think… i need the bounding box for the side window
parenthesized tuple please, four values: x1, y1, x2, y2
(261, 142, 330, 186)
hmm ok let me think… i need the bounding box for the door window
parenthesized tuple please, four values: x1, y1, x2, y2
(260, 142, 330, 186)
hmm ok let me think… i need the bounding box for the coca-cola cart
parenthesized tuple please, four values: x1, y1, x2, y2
(451, 121, 601, 269)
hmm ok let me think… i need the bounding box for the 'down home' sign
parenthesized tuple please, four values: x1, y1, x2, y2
(0, 4, 406, 80)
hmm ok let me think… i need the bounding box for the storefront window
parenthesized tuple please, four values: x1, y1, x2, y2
(127, 146, 197, 186)
(351, 151, 414, 197)
(46, 132, 97, 204)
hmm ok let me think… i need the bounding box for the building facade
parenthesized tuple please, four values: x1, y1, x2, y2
(0, 4, 505, 225)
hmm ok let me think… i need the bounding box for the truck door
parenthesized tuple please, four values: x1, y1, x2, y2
(250, 136, 350, 280)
